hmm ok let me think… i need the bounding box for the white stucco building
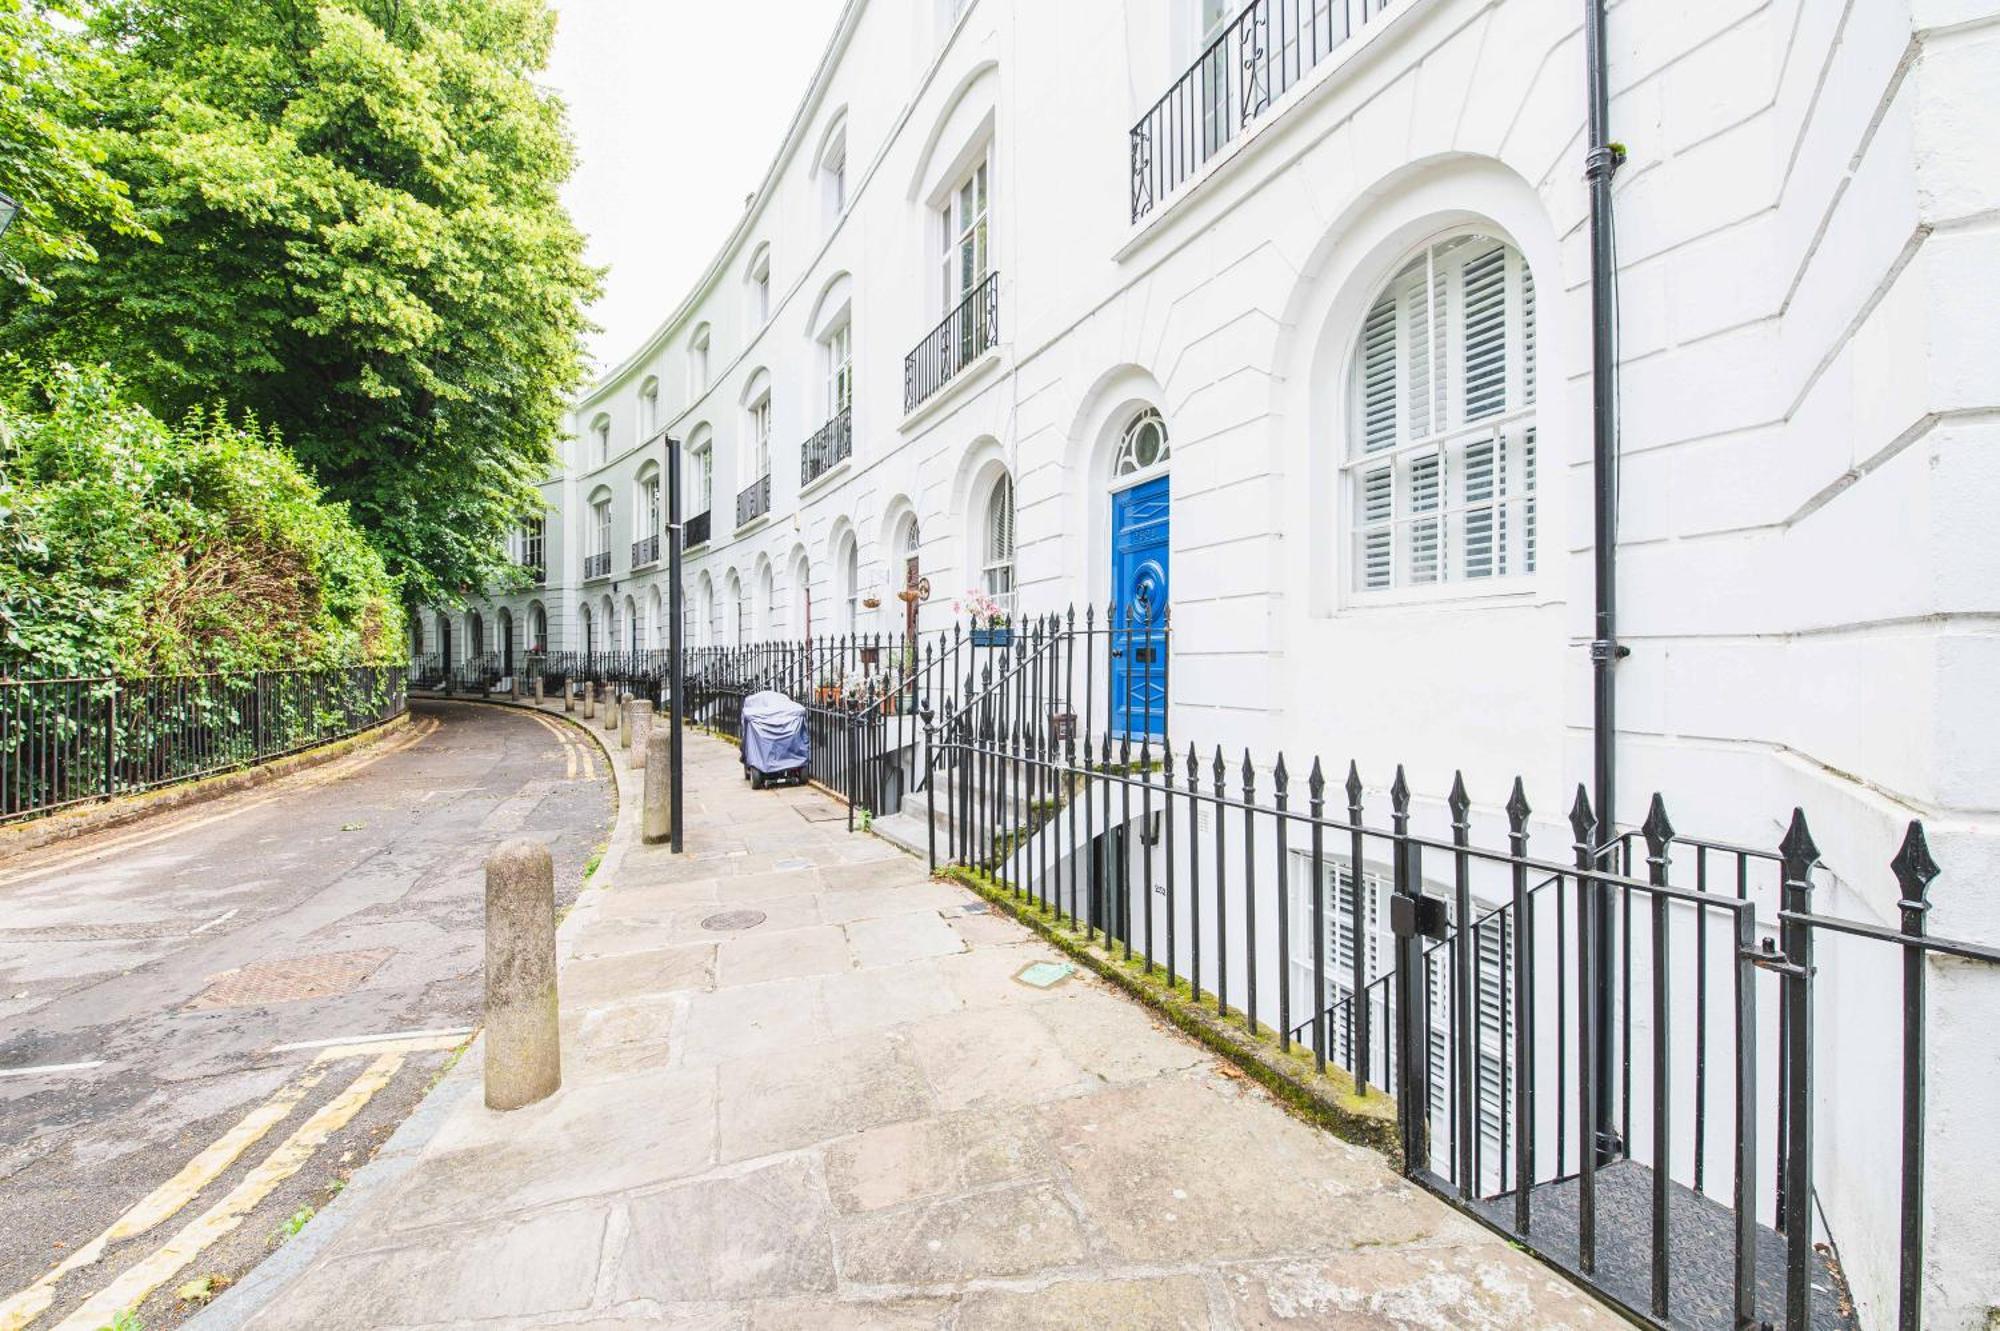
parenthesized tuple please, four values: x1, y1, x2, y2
(418, 0, 1999, 1324)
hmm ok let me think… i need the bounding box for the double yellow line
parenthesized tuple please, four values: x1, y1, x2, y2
(0, 1032, 463, 1331)
(526, 709, 598, 783)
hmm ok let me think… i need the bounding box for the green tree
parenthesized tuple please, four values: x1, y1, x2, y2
(0, 0, 151, 298)
(0, 0, 600, 605)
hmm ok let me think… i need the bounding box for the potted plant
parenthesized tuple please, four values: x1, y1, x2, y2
(814, 671, 843, 705)
(957, 590, 1011, 647)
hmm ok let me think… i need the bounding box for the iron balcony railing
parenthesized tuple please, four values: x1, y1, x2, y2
(631, 533, 661, 567)
(521, 560, 546, 585)
(736, 474, 771, 528)
(802, 406, 853, 487)
(904, 271, 999, 412)
(1131, 0, 1392, 223)
(0, 664, 407, 823)
(583, 551, 611, 580)
(685, 509, 712, 548)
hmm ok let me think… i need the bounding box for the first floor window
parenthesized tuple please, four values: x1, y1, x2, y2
(591, 500, 611, 557)
(1347, 234, 1537, 593)
(750, 397, 772, 478)
(826, 322, 852, 418)
(941, 159, 989, 310)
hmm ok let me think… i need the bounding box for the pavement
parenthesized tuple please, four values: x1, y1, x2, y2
(0, 700, 613, 1331)
(175, 710, 1620, 1331)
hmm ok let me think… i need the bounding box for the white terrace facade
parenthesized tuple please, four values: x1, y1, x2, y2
(419, 1, 1999, 1322)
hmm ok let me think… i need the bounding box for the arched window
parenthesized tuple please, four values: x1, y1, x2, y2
(746, 243, 772, 327)
(839, 534, 860, 635)
(529, 604, 548, 653)
(1347, 233, 1537, 592)
(982, 474, 1015, 604)
(579, 604, 594, 656)
(408, 614, 425, 657)
(1113, 408, 1170, 478)
(625, 594, 641, 652)
(589, 413, 611, 466)
(688, 324, 712, 395)
(638, 377, 660, 439)
(468, 611, 485, 659)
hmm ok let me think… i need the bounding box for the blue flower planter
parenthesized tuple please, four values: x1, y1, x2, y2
(970, 626, 1011, 647)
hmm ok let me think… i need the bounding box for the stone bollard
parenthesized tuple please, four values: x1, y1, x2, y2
(563, 679, 573, 713)
(533, 674, 545, 706)
(483, 839, 560, 1111)
(603, 686, 620, 731)
(582, 684, 596, 720)
(628, 703, 654, 768)
(642, 729, 673, 844)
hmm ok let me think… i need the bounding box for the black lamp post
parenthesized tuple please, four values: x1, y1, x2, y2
(0, 191, 19, 242)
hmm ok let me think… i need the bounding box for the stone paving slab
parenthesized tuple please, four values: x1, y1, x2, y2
(226, 726, 1620, 1330)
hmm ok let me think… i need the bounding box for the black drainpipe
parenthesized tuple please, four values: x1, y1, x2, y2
(1584, 0, 1626, 1165)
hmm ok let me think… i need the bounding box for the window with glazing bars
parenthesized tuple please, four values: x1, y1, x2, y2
(1348, 235, 1537, 593)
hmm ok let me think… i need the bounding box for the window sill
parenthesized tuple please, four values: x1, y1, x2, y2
(899, 346, 1004, 434)
(1338, 580, 1543, 613)
(799, 457, 853, 498)
(630, 559, 659, 572)
(734, 514, 772, 537)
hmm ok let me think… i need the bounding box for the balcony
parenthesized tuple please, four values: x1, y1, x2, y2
(631, 533, 660, 568)
(802, 407, 852, 488)
(736, 474, 771, 528)
(685, 509, 712, 548)
(1130, 0, 1390, 223)
(904, 271, 999, 413)
(583, 551, 611, 580)
(518, 557, 546, 585)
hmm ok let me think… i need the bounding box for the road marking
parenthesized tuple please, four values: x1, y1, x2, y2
(0, 1068, 326, 1331)
(268, 1025, 472, 1055)
(187, 908, 237, 935)
(309, 1033, 467, 1062)
(0, 1060, 105, 1079)
(51, 1054, 403, 1331)
(526, 712, 583, 782)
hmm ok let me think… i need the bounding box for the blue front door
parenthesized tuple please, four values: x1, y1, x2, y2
(1110, 475, 1169, 737)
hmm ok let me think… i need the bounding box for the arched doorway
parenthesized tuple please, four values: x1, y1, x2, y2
(1109, 407, 1169, 738)
(896, 513, 922, 641)
(498, 608, 515, 675)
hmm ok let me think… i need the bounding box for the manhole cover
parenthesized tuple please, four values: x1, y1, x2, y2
(700, 910, 766, 933)
(187, 948, 393, 1009)
(1013, 961, 1077, 990)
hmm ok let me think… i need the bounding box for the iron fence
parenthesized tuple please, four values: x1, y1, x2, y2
(802, 407, 853, 487)
(0, 664, 407, 824)
(632, 533, 661, 567)
(1131, 0, 1393, 222)
(583, 551, 611, 580)
(736, 474, 771, 528)
(685, 509, 712, 549)
(904, 272, 999, 412)
(914, 620, 1996, 1331)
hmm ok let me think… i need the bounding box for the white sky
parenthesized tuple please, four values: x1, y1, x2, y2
(544, 0, 847, 377)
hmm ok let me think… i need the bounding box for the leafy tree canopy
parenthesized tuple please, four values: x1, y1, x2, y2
(0, 363, 400, 677)
(0, 0, 600, 606)
(0, 0, 152, 297)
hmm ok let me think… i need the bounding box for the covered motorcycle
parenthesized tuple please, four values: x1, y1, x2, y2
(740, 689, 809, 789)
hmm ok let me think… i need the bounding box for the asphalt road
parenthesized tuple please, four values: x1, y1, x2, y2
(0, 700, 612, 1330)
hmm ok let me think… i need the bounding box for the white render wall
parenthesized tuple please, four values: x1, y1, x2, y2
(428, 1, 2000, 1322)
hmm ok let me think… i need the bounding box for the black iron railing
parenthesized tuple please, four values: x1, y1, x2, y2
(917, 618, 1994, 1331)
(802, 407, 852, 487)
(583, 551, 611, 580)
(736, 474, 771, 528)
(685, 509, 712, 548)
(904, 272, 999, 412)
(632, 533, 661, 567)
(1131, 0, 1392, 222)
(0, 664, 407, 824)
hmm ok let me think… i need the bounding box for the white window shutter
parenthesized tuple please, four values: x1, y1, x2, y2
(1361, 295, 1397, 454)
(1462, 244, 1509, 421)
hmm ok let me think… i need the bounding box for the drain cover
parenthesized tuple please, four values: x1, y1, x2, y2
(700, 910, 767, 933)
(1013, 961, 1076, 990)
(187, 948, 392, 1009)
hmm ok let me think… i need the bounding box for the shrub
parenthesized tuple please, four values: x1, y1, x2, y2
(0, 363, 399, 677)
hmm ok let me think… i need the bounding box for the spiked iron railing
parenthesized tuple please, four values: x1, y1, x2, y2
(1, 664, 407, 823)
(922, 687, 1996, 1331)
